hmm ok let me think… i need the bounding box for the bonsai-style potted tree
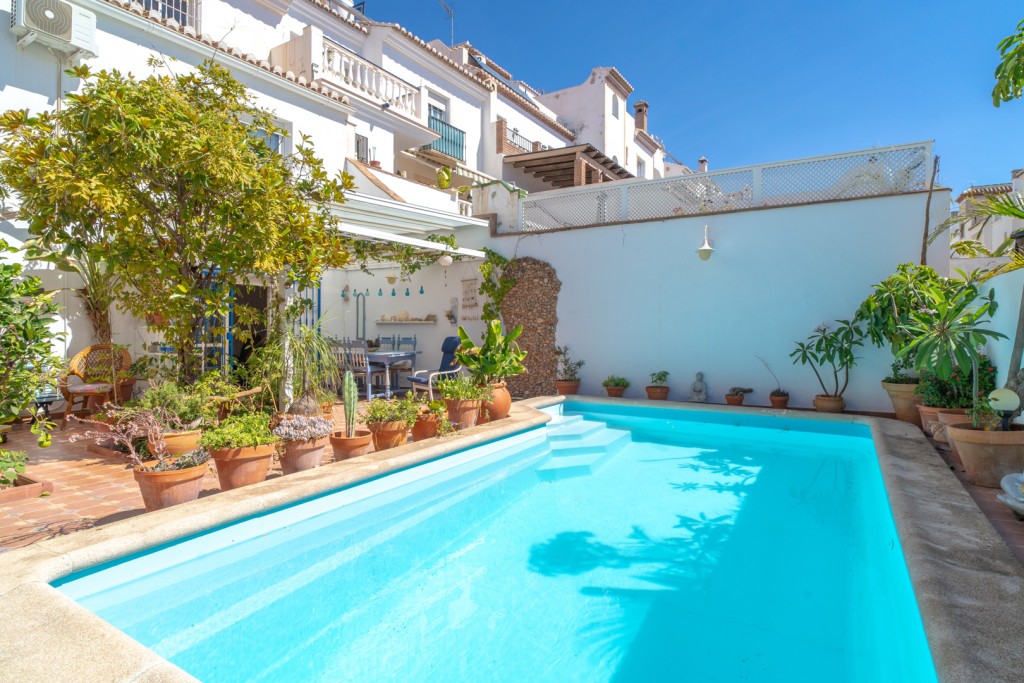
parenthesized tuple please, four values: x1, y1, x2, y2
(360, 396, 419, 451)
(757, 356, 789, 409)
(602, 376, 629, 398)
(555, 346, 584, 395)
(72, 406, 210, 511)
(272, 414, 333, 474)
(725, 387, 753, 406)
(329, 371, 374, 460)
(436, 376, 492, 430)
(790, 320, 863, 413)
(646, 371, 670, 400)
(455, 320, 528, 421)
(198, 412, 277, 490)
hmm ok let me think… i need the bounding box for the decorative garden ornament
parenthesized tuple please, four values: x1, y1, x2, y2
(689, 372, 707, 402)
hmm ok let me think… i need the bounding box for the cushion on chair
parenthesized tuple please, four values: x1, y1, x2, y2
(69, 383, 113, 395)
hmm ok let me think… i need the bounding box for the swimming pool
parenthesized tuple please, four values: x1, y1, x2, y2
(55, 401, 936, 682)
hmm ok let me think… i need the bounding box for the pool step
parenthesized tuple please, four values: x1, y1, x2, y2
(546, 419, 604, 441)
(545, 413, 583, 428)
(537, 427, 631, 481)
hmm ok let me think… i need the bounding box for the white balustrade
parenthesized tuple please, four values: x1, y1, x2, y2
(321, 41, 420, 119)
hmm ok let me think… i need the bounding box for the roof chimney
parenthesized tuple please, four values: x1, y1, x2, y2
(698, 156, 708, 173)
(633, 100, 649, 133)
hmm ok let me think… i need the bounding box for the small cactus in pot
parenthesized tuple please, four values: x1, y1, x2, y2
(330, 371, 374, 460)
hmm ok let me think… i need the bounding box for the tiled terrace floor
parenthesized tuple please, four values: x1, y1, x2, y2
(2, 415, 1023, 564)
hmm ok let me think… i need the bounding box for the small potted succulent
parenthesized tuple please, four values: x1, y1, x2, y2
(725, 387, 753, 406)
(71, 405, 209, 512)
(436, 376, 492, 430)
(135, 382, 209, 455)
(198, 412, 277, 490)
(272, 414, 333, 474)
(412, 398, 453, 441)
(757, 355, 790, 408)
(555, 346, 584, 395)
(329, 371, 374, 460)
(360, 396, 419, 451)
(645, 371, 670, 400)
(602, 375, 629, 398)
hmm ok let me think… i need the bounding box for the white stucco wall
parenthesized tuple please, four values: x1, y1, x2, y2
(980, 268, 1024, 387)
(490, 191, 951, 412)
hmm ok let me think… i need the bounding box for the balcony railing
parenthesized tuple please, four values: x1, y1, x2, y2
(320, 40, 420, 119)
(424, 116, 466, 162)
(511, 142, 933, 233)
(506, 127, 532, 152)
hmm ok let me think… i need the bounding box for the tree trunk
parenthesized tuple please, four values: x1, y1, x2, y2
(1006, 285, 1024, 388)
(80, 289, 112, 344)
(920, 155, 940, 266)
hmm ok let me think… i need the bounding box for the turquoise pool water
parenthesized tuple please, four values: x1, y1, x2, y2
(55, 402, 936, 682)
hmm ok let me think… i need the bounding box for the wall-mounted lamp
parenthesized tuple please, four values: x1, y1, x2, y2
(697, 225, 715, 261)
(989, 388, 1021, 430)
(438, 253, 454, 268)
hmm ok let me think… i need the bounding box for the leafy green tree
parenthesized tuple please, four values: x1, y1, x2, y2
(994, 18, 1024, 106)
(0, 59, 354, 381)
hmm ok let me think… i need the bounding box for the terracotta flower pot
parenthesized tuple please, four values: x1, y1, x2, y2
(881, 381, 922, 427)
(330, 429, 374, 459)
(931, 408, 967, 447)
(555, 380, 580, 396)
(604, 386, 626, 398)
(946, 424, 1024, 488)
(917, 405, 947, 438)
(646, 386, 670, 401)
(935, 412, 971, 466)
(485, 382, 512, 420)
(133, 461, 208, 512)
(725, 394, 744, 406)
(115, 378, 136, 404)
(412, 414, 440, 441)
(279, 437, 328, 475)
(210, 444, 275, 490)
(813, 395, 844, 413)
(367, 421, 409, 451)
(769, 395, 789, 409)
(150, 429, 202, 457)
(445, 399, 483, 430)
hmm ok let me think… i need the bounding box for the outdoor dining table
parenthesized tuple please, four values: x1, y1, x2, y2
(366, 349, 421, 398)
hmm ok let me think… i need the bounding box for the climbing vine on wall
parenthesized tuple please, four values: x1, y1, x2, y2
(479, 248, 516, 322)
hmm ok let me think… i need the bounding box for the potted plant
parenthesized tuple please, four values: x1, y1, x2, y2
(455, 320, 528, 421)
(602, 375, 629, 398)
(645, 371, 670, 400)
(948, 394, 1024, 487)
(72, 406, 209, 511)
(135, 382, 209, 455)
(856, 264, 954, 426)
(757, 355, 789, 408)
(272, 415, 333, 474)
(790, 321, 863, 413)
(412, 399, 454, 441)
(555, 345, 584, 395)
(914, 362, 996, 440)
(198, 412, 277, 490)
(436, 376, 492, 430)
(360, 396, 418, 451)
(725, 387, 752, 406)
(329, 371, 374, 460)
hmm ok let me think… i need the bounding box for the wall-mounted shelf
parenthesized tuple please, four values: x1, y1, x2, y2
(376, 320, 437, 325)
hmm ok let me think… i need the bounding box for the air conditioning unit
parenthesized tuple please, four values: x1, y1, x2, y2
(10, 0, 98, 60)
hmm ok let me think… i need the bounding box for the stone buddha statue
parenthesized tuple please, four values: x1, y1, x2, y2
(689, 372, 707, 403)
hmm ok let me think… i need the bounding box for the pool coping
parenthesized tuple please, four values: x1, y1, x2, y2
(1, 397, 1021, 682)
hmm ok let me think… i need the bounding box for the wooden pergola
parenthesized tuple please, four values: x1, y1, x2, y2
(505, 144, 633, 188)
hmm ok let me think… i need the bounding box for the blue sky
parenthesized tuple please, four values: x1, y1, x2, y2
(370, 0, 1022, 198)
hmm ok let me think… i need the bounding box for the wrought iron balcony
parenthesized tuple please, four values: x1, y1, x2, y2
(424, 116, 466, 162)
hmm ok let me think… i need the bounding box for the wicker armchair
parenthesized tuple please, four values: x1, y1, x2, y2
(60, 344, 132, 429)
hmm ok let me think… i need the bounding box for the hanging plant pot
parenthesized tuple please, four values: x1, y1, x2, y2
(646, 386, 670, 401)
(279, 437, 328, 475)
(813, 395, 845, 413)
(209, 445, 275, 490)
(133, 461, 208, 512)
(367, 421, 409, 451)
(330, 429, 374, 459)
(555, 380, 580, 396)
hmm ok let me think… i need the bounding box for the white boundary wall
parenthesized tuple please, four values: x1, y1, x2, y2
(492, 191, 951, 412)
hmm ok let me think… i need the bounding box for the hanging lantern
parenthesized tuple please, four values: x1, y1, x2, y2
(438, 253, 454, 268)
(697, 225, 715, 261)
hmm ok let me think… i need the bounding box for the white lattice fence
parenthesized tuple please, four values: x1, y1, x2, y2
(510, 142, 932, 233)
